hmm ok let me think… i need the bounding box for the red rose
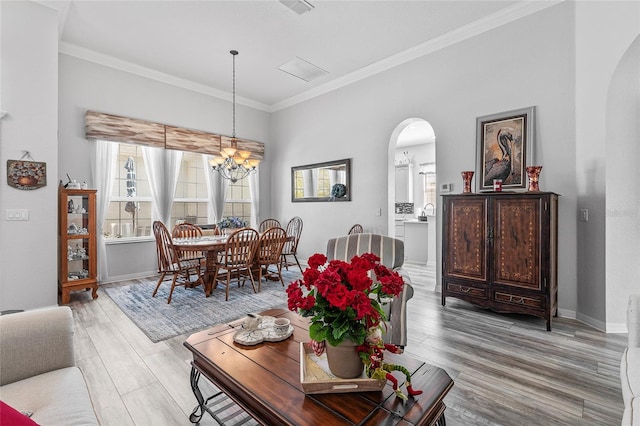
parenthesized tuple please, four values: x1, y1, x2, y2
(326, 283, 350, 310)
(347, 268, 373, 291)
(308, 253, 327, 269)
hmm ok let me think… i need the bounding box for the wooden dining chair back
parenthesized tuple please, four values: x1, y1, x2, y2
(172, 222, 202, 239)
(152, 221, 204, 304)
(253, 226, 287, 290)
(348, 224, 364, 235)
(171, 222, 205, 264)
(213, 228, 260, 301)
(281, 216, 303, 273)
(258, 218, 281, 233)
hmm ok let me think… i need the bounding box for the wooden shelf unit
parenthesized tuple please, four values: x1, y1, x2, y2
(58, 186, 98, 304)
(441, 192, 558, 330)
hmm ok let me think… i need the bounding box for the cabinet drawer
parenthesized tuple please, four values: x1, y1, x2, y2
(445, 282, 488, 299)
(493, 291, 543, 309)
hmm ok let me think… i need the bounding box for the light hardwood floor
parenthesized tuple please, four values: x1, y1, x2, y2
(68, 264, 627, 425)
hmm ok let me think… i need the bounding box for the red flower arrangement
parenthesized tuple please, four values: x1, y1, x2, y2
(286, 252, 405, 346)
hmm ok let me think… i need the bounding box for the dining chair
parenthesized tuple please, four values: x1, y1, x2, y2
(213, 228, 260, 301)
(253, 226, 287, 290)
(281, 216, 303, 273)
(152, 221, 205, 304)
(171, 222, 206, 267)
(348, 224, 364, 235)
(258, 218, 281, 233)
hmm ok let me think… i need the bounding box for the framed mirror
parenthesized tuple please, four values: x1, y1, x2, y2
(291, 159, 351, 202)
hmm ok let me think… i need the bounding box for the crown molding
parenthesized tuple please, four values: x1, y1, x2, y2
(57, 0, 563, 114)
(59, 42, 271, 112)
(271, 0, 564, 111)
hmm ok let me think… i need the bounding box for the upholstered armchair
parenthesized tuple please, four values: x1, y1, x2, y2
(326, 233, 414, 347)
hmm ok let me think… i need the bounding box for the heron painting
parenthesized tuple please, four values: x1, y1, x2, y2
(476, 107, 535, 192)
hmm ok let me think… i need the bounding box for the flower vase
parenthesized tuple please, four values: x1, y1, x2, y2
(526, 166, 543, 192)
(461, 171, 474, 193)
(324, 340, 364, 379)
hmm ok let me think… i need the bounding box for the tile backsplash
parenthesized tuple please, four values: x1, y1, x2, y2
(395, 203, 414, 215)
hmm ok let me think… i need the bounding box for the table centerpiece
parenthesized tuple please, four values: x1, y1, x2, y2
(286, 252, 404, 379)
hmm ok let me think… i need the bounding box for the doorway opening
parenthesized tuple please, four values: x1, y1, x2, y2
(388, 118, 437, 268)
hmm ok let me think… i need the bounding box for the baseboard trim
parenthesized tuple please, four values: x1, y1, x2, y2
(575, 311, 606, 332)
(604, 322, 628, 334)
(100, 271, 157, 284)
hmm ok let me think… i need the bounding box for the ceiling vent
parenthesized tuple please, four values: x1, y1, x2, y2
(278, 57, 328, 82)
(279, 0, 314, 15)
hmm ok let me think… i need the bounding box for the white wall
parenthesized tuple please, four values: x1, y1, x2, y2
(0, 1, 59, 310)
(271, 3, 579, 314)
(574, 1, 640, 331)
(605, 35, 640, 332)
(57, 54, 271, 282)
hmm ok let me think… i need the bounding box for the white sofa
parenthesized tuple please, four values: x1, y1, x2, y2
(0, 306, 98, 425)
(621, 294, 640, 425)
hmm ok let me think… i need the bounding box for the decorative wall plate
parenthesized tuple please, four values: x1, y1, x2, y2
(7, 160, 47, 190)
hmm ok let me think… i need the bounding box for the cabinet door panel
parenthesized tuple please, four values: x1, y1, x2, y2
(445, 197, 487, 281)
(493, 197, 540, 290)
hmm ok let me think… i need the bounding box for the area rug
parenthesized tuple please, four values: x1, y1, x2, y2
(103, 270, 302, 343)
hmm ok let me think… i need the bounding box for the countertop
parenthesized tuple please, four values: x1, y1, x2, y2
(395, 216, 434, 224)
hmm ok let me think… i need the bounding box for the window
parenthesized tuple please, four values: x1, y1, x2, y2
(222, 176, 252, 224)
(171, 151, 209, 226)
(105, 143, 253, 240)
(420, 162, 437, 214)
(105, 144, 152, 238)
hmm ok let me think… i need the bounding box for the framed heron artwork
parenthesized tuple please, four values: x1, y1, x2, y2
(475, 106, 535, 192)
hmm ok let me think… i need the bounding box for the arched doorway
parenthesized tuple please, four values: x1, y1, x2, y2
(388, 118, 436, 266)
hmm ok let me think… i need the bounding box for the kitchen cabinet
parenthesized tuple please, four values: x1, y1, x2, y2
(404, 220, 428, 264)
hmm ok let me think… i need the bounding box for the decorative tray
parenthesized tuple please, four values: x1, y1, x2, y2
(299, 342, 385, 394)
(233, 316, 294, 346)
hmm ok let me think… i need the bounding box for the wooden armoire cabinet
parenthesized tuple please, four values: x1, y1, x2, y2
(441, 192, 558, 330)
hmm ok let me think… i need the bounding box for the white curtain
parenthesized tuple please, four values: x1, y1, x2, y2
(202, 155, 229, 224)
(248, 168, 260, 229)
(302, 169, 315, 197)
(143, 146, 182, 226)
(90, 139, 117, 282)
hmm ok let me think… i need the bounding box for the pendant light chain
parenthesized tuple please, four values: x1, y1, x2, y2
(232, 50, 236, 139)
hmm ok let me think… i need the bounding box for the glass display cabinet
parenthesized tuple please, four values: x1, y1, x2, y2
(58, 186, 98, 304)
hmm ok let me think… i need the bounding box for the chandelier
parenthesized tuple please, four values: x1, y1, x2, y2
(210, 50, 260, 183)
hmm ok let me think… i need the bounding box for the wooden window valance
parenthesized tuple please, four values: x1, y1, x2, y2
(85, 110, 264, 160)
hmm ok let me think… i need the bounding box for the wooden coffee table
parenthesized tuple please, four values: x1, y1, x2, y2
(184, 308, 454, 425)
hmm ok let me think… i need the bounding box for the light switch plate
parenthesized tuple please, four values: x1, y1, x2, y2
(440, 183, 452, 193)
(5, 209, 29, 221)
(579, 209, 588, 222)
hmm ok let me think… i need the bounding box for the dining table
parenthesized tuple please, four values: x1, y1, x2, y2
(172, 235, 228, 296)
(172, 232, 296, 296)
